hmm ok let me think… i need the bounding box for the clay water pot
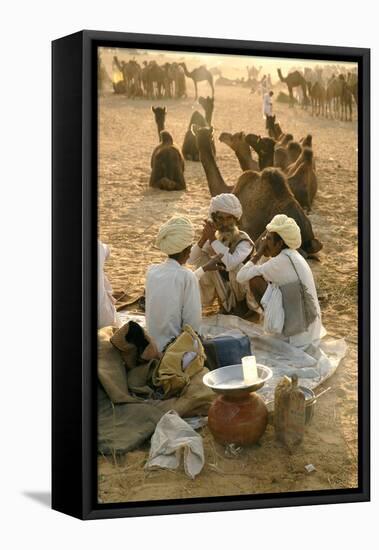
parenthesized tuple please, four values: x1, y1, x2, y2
(208, 391, 268, 446)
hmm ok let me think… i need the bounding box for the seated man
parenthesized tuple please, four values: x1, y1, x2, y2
(98, 239, 118, 329)
(188, 193, 255, 316)
(146, 216, 223, 352)
(236, 214, 322, 348)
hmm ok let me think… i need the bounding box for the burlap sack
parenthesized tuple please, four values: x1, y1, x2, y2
(152, 367, 216, 417)
(98, 327, 140, 403)
(110, 321, 161, 369)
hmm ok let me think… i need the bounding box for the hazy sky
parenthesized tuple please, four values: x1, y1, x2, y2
(101, 47, 357, 79)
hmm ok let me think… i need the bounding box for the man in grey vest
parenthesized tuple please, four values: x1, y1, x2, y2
(188, 193, 258, 318)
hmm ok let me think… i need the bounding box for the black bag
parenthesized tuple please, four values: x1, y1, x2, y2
(202, 334, 252, 371)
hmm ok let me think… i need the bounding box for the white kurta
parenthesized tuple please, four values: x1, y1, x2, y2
(188, 240, 253, 271)
(98, 240, 117, 329)
(262, 92, 273, 116)
(145, 259, 203, 352)
(236, 249, 323, 348)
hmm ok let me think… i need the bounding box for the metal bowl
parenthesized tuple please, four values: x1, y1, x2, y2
(203, 364, 273, 396)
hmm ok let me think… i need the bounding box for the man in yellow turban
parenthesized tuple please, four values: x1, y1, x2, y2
(146, 216, 223, 352)
(236, 214, 322, 347)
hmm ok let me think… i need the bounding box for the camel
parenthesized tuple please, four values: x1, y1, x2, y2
(246, 65, 262, 80)
(182, 97, 215, 161)
(193, 127, 322, 255)
(166, 62, 187, 98)
(339, 75, 353, 121)
(198, 96, 214, 126)
(276, 133, 294, 148)
(122, 60, 143, 98)
(287, 141, 302, 164)
(179, 63, 214, 100)
(347, 72, 358, 105)
(143, 61, 166, 99)
(300, 134, 313, 147)
(265, 115, 279, 139)
(150, 130, 186, 191)
(151, 106, 166, 140)
(219, 132, 259, 172)
(277, 69, 309, 106)
(307, 81, 326, 117)
(287, 148, 317, 211)
(182, 111, 207, 161)
(326, 75, 344, 119)
(274, 147, 289, 172)
(244, 134, 276, 169)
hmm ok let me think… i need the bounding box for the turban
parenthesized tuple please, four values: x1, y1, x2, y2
(266, 214, 302, 250)
(155, 216, 194, 255)
(209, 193, 242, 220)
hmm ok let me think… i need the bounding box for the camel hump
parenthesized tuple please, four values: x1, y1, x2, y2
(233, 170, 260, 195)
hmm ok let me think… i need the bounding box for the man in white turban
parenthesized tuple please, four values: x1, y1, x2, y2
(188, 193, 257, 317)
(236, 214, 322, 347)
(146, 216, 223, 351)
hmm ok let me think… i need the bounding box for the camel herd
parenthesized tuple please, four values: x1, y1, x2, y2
(100, 52, 358, 122)
(108, 56, 214, 100)
(149, 97, 322, 257)
(277, 68, 358, 121)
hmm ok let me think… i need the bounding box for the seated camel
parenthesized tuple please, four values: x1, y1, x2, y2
(274, 147, 289, 172)
(287, 141, 302, 165)
(287, 148, 317, 211)
(198, 96, 215, 126)
(193, 126, 322, 256)
(150, 131, 186, 191)
(182, 111, 208, 161)
(245, 134, 276, 169)
(219, 131, 259, 172)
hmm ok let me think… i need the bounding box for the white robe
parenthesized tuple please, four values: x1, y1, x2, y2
(98, 240, 117, 329)
(145, 259, 203, 352)
(236, 249, 323, 348)
(263, 92, 273, 116)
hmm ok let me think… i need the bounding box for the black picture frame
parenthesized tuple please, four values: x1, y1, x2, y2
(52, 29, 370, 520)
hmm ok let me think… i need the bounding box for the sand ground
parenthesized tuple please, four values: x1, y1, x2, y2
(97, 81, 358, 503)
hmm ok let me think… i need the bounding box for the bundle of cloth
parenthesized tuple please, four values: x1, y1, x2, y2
(98, 322, 215, 456)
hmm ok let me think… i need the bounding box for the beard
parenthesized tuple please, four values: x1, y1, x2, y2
(216, 224, 239, 246)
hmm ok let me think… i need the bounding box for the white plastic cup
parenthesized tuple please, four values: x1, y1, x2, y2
(242, 355, 258, 385)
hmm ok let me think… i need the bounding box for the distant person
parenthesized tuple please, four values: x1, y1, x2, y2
(263, 90, 275, 130)
(98, 240, 118, 329)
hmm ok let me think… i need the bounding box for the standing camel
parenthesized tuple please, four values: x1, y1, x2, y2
(307, 81, 326, 117)
(179, 63, 214, 100)
(277, 69, 309, 106)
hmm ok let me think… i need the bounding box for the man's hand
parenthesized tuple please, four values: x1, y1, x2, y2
(203, 253, 225, 272)
(256, 235, 268, 257)
(201, 219, 217, 243)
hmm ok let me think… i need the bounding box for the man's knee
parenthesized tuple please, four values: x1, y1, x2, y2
(249, 276, 268, 303)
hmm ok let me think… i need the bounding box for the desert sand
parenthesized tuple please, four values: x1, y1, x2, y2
(97, 65, 358, 502)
